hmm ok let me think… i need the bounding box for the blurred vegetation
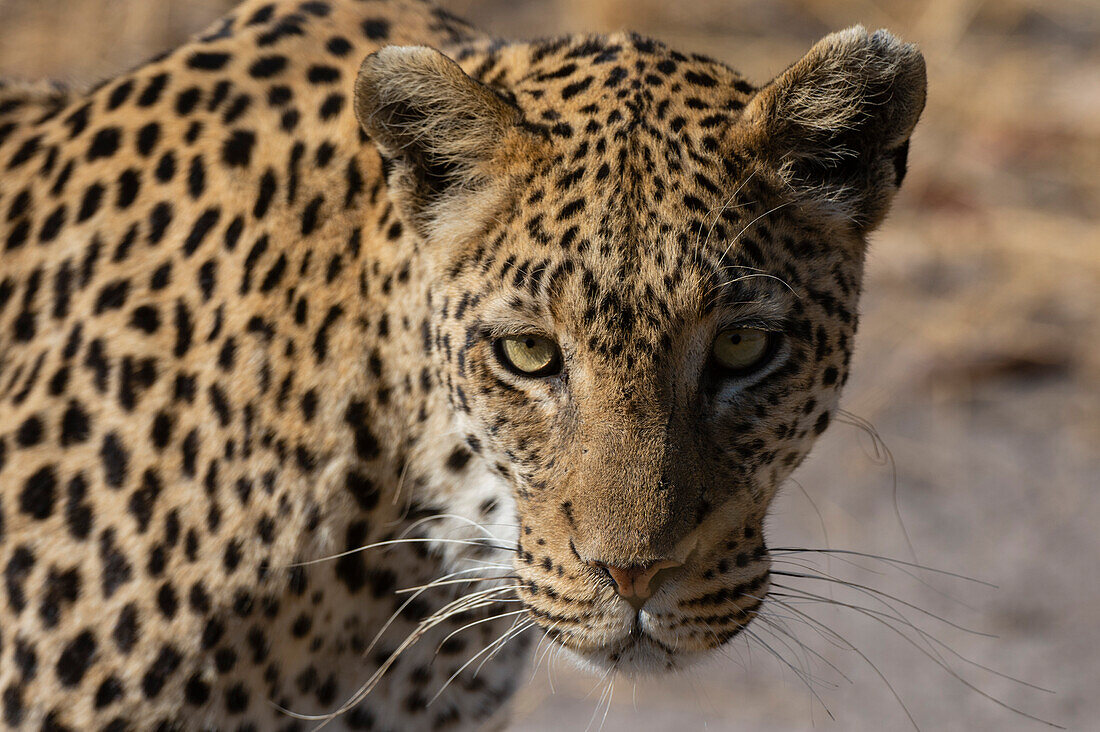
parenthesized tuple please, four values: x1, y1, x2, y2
(2, 0, 1097, 728)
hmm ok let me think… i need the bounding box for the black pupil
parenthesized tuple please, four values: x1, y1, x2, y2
(524, 338, 536, 349)
(729, 334, 742, 345)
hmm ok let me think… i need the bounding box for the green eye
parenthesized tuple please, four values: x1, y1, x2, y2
(712, 328, 773, 373)
(495, 335, 562, 377)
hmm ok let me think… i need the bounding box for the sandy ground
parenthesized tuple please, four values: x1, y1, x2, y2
(3, 0, 1098, 728)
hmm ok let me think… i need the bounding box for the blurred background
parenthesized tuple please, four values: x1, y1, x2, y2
(2, 0, 1097, 728)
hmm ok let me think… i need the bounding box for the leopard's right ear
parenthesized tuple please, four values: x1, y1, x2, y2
(354, 46, 540, 234)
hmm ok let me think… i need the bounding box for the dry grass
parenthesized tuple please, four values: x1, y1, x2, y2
(3, 0, 1097, 728)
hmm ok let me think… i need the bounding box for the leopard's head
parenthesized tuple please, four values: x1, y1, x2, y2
(354, 27, 925, 674)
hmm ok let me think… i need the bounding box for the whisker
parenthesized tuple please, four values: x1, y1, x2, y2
(394, 574, 516, 595)
(580, 660, 618, 732)
(740, 625, 836, 716)
(772, 586, 1056, 694)
(696, 170, 756, 257)
(753, 619, 841, 691)
(453, 557, 514, 571)
(753, 618, 841, 691)
(771, 590, 1064, 728)
(695, 621, 750, 672)
(750, 606, 853, 684)
(267, 566, 508, 720)
(772, 573, 993, 680)
(547, 636, 563, 694)
(717, 200, 797, 273)
(326, 595, 517, 723)
(835, 408, 920, 571)
(769, 555, 989, 660)
(771, 554, 885, 578)
(284, 536, 516, 568)
(435, 608, 528, 655)
(702, 271, 799, 303)
(587, 669, 616, 732)
(763, 594, 921, 731)
(770, 572, 995, 637)
(284, 584, 522, 726)
(428, 618, 536, 706)
(388, 455, 413, 516)
(529, 620, 561, 684)
(364, 570, 517, 662)
(786, 476, 833, 556)
(770, 547, 997, 587)
(749, 598, 851, 653)
(771, 554, 982, 615)
(399, 511, 519, 541)
(474, 612, 531, 676)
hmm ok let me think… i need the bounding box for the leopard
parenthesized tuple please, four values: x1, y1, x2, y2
(0, 0, 926, 729)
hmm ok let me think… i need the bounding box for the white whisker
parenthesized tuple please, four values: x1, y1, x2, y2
(428, 618, 536, 706)
(284, 536, 516, 568)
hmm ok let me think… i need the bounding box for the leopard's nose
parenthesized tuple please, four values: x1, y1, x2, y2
(588, 559, 683, 608)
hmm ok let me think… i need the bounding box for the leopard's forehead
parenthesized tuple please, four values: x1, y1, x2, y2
(461, 34, 762, 211)
(493, 33, 757, 131)
(441, 36, 819, 369)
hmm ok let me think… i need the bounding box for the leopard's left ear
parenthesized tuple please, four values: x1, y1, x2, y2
(354, 46, 539, 234)
(740, 26, 927, 232)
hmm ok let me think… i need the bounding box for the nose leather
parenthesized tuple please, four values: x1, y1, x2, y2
(591, 559, 682, 600)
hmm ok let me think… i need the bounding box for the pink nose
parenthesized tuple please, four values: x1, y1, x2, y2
(589, 559, 682, 601)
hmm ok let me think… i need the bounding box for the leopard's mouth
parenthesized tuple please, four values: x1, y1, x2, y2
(539, 611, 752, 677)
(522, 571, 767, 677)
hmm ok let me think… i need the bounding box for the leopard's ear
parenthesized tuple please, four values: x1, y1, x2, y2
(740, 26, 926, 232)
(354, 46, 536, 233)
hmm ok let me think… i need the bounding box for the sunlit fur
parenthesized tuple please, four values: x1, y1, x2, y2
(0, 0, 924, 727)
(360, 29, 925, 676)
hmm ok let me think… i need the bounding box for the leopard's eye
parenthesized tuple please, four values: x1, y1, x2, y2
(712, 328, 773, 374)
(495, 335, 562, 377)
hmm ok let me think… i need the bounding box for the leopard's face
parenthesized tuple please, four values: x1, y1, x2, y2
(356, 28, 924, 675)
(426, 147, 862, 675)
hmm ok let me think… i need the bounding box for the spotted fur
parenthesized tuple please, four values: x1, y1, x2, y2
(0, 1, 925, 729)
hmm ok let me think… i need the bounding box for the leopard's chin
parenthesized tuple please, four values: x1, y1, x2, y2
(551, 628, 711, 678)
(538, 611, 752, 678)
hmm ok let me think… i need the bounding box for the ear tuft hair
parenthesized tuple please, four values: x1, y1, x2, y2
(354, 46, 528, 229)
(743, 26, 927, 231)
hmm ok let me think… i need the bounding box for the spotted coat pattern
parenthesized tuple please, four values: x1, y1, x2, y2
(0, 0, 925, 729)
